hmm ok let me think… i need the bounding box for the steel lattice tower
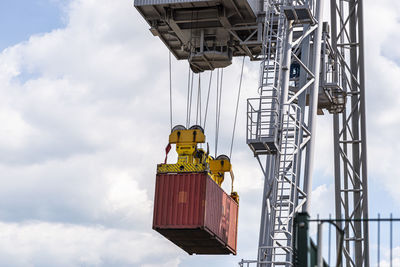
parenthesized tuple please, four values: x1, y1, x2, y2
(331, 0, 369, 266)
(243, 0, 369, 266)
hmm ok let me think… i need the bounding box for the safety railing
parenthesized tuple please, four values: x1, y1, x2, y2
(238, 259, 258, 267)
(240, 213, 400, 267)
(301, 214, 400, 267)
(321, 60, 346, 113)
(246, 97, 279, 154)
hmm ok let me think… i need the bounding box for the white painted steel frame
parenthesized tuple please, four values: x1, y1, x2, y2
(243, 0, 369, 266)
(243, 0, 325, 266)
(331, 0, 369, 266)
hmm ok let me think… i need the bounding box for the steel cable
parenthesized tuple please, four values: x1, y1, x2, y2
(186, 67, 191, 128)
(196, 74, 201, 126)
(229, 56, 245, 160)
(186, 10, 194, 129)
(188, 71, 194, 127)
(203, 71, 213, 130)
(215, 69, 220, 157)
(215, 69, 223, 157)
(169, 52, 173, 131)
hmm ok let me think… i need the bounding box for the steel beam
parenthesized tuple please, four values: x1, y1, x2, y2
(302, 0, 324, 213)
(330, 0, 369, 265)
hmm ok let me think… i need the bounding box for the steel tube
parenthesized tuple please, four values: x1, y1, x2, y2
(280, 20, 293, 105)
(317, 222, 324, 267)
(303, 0, 325, 213)
(357, 0, 370, 265)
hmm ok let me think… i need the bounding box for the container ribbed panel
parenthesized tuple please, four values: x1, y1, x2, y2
(153, 172, 238, 255)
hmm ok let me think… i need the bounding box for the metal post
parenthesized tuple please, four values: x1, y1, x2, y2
(257, 155, 274, 265)
(357, 1, 370, 264)
(330, 0, 340, 233)
(349, 0, 363, 261)
(329, 214, 332, 265)
(303, 0, 325, 213)
(296, 25, 311, 213)
(390, 213, 393, 267)
(317, 222, 324, 267)
(280, 20, 293, 105)
(330, 0, 343, 257)
(330, 0, 369, 264)
(377, 214, 380, 267)
(295, 213, 310, 267)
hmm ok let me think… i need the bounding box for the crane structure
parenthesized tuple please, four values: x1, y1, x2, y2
(135, 0, 369, 265)
(244, 0, 369, 266)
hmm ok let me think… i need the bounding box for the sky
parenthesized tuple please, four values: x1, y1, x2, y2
(0, 0, 399, 266)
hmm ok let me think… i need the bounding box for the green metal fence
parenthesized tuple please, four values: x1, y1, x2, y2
(294, 213, 400, 267)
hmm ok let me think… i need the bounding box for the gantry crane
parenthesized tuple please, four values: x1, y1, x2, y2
(135, 0, 369, 265)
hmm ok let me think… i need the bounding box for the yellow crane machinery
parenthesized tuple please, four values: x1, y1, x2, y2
(157, 124, 238, 203)
(209, 154, 239, 203)
(157, 125, 207, 173)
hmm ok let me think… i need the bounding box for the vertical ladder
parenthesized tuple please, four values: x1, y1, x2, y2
(263, 104, 300, 266)
(247, 1, 286, 155)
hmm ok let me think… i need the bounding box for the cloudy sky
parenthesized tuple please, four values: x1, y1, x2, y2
(0, 0, 399, 266)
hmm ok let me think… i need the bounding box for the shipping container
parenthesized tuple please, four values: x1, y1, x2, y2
(153, 172, 238, 255)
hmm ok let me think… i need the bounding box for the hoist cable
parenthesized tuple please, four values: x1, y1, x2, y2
(188, 71, 195, 127)
(185, 10, 194, 128)
(196, 75, 198, 125)
(218, 69, 223, 127)
(215, 69, 223, 158)
(217, 69, 224, 152)
(203, 71, 213, 130)
(195, 74, 202, 126)
(186, 66, 191, 128)
(199, 75, 201, 126)
(195, 74, 199, 125)
(229, 56, 245, 160)
(169, 52, 173, 131)
(215, 69, 220, 157)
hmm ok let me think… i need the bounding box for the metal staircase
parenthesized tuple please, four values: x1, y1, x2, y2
(247, 1, 286, 155)
(245, 1, 312, 266)
(264, 104, 301, 265)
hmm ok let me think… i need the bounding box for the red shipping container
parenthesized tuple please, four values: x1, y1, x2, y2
(153, 172, 238, 255)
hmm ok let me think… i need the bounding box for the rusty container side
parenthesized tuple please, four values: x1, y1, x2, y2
(204, 178, 225, 242)
(226, 193, 238, 252)
(153, 172, 238, 255)
(153, 173, 206, 228)
(204, 178, 238, 255)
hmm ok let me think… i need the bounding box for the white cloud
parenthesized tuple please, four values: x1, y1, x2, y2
(0, 0, 179, 265)
(0, 107, 37, 150)
(309, 184, 335, 219)
(0, 221, 180, 267)
(379, 247, 400, 267)
(105, 170, 152, 225)
(0, 0, 399, 265)
(362, 0, 400, 207)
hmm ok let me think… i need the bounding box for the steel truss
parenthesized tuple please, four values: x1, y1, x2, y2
(243, 0, 369, 266)
(331, 0, 369, 266)
(244, 0, 325, 265)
